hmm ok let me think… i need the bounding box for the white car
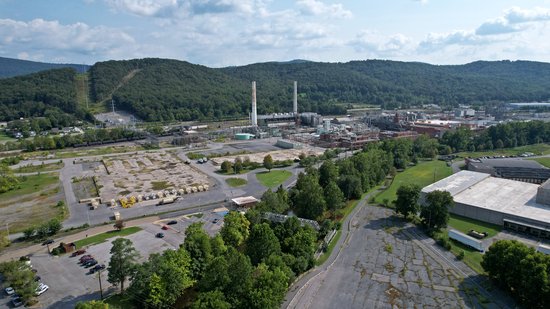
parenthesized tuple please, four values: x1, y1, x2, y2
(35, 283, 48, 296)
(5, 287, 15, 295)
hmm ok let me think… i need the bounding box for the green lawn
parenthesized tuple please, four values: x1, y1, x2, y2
(375, 160, 452, 204)
(435, 214, 502, 274)
(226, 177, 248, 187)
(531, 157, 550, 168)
(74, 227, 142, 248)
(0, 173, 59, 200)
(0, 131, 15, 142)
(256, 170, 292, 188)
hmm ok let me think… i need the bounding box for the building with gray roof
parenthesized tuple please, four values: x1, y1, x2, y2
(466, 158, 550, 184)
(422, 170, 550, 239)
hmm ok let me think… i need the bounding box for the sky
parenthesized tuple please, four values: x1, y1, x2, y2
(1, 0, 550, 67)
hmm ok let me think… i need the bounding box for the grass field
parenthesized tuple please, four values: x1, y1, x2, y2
(74, 227, 142, 248)
(226, 177, 247, 187)
(375, 160, 452, 204)
(15, 161, 64, 173)
(256, 170, 292, 187)
(435, 214, 501, 274)
(1, 173, 59, 200)
(531, 157, 550, 168)
(457, 143, 550, 158)
(0, 131, 15, 142)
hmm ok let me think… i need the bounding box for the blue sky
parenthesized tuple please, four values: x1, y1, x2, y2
(1, 0, 550, 66)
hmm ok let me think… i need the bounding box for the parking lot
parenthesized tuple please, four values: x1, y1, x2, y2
(1, 209, 228, 308)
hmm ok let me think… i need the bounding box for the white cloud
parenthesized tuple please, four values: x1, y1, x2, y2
(0, 18, 135, 62)
(504, 6, 550, 24)
(475, 18, 522, 36)
(296, 0, 352, 18)
(350, 30, 413, 57)
(105, 0, 263, 17)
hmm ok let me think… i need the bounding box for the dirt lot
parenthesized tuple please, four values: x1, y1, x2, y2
(210, 147, 323, 165)
(90, 151, 211, 202)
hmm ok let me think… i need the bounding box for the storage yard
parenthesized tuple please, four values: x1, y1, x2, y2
(76, 151, 211, 207)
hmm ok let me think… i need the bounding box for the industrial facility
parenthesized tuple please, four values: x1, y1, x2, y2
(422, 170, 550, 239)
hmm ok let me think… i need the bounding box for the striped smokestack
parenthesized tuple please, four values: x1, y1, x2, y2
(251, 81, 257, 126)
(293, 81, 298, 115)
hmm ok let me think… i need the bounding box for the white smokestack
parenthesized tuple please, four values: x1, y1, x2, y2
(251, 81, 257, 126)
(293, 81, 298, 115)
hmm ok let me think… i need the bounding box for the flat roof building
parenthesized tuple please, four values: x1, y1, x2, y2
(466, 158, 550, 184)
(422, 170, 550, 239)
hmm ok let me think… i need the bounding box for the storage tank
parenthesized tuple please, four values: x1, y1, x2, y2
(235, 133, 254, 140)
(203, 184, 209, 191)
(191, 187, 198, 193)
(198, 185, 204, 192)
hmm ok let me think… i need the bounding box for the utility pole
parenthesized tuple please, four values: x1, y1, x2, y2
(98, 269, 104, 300)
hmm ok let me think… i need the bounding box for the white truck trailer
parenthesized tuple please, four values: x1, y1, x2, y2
(448, 229, 484, 252)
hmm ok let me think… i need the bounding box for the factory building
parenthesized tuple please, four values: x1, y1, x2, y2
(466, 158, 550, 184)
(421, 171, 550, 239)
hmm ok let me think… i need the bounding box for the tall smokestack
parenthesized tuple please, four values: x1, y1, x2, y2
(293, 81, 298, 115)
(251, 81, 257, 126)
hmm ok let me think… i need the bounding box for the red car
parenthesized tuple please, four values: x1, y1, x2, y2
(71, 249, 86, 257)
(161, 225, 168, 230)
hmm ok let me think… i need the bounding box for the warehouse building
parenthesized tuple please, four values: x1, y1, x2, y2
(421, 170, 550, 239)
(466, 158, 550, 184)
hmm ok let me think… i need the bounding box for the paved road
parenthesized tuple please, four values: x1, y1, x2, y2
(283, 200, 514, 309)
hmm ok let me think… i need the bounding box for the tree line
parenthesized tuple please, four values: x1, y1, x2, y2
(440, 120, 550, 153)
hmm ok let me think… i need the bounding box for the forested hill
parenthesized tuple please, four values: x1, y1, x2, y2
(0, 68, 90, 125)
(3, 58, 550, 123)
(0, 57, 89, 78)
(88, 58, 550, 122)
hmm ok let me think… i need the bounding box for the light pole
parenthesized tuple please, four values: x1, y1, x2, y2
(97, 268, 104, 300)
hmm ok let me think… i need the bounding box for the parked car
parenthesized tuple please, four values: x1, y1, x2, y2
(42, 239, 54, 245)
(89, 264, 106, 274)
(5, 287, 15, 295)
(35, 283, 49, 296)
(85, 259, 98, 267)
(71, 249, 86, 257)
(11, 297, 23, 307)
(212, 218, 219, 224)
(80, 256, 94, 265)
(34, 275, 41, 282)
(161, 225, 168, 230)
(156, 233, 165, 238)
(79, 254, 93, 261)
(167, 220, 178, 225)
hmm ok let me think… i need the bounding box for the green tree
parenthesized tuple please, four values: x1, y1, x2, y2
(420, 190, 452, 231)
(247, 264, 289, 309)
(220, 211, 250, 248)
(0, 163, 19, 193)
(183, 222, 212, 279)
(263, 154, 274, 171)
(246, 223, 281, 265)
(291, 173, 326, 220)
(0, 261, 37, 302)
(192, 290, 231, 309)
(234, 157, 243, 173)
(107, 238, 140, 294)
(324, 180, 345, 211)
(220, 160, 232, 174)
(22, 226, 36, 240)
(256, 188, 289, 214)
(338, 174, 362, 200)
(395, 184, 421, 217)
(75, 300, 109, 309)
(47, 218, 62, 235)
(146, 273, 165, 308)
(319, 160, 339, 188)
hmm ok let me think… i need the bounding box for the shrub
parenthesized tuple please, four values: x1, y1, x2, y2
(457, 250, 465, 260)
